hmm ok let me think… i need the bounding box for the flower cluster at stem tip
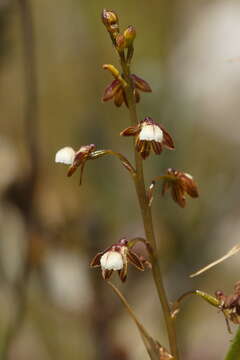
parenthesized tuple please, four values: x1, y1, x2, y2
(55, 8, 200, 282)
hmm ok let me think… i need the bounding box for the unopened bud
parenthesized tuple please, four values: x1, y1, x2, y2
(116, 34, 126, 51)
(101, 9, 119, 34)
(123, 25, 136, 47)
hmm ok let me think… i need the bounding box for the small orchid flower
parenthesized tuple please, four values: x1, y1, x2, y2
(162, 168, 199, 207)
(102, 66, 151, 107)
(120, 117, 174, 159)
(55, 144, 96, 184)
(90, 238, 144, 282)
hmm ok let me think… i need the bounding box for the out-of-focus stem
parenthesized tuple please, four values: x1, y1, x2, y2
(1, 0, 39, 358)
(120, 59, 179, 359)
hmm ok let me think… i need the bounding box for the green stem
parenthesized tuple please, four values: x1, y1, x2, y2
(225, 326, 240, 360)
(120, 60, 179, 359)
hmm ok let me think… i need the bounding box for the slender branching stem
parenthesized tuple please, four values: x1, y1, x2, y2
(120, 59, 179, 359)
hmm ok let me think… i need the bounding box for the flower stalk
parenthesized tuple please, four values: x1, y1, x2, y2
(119, 47, 179, 359)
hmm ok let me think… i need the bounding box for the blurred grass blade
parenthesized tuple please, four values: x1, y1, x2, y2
(190, 244, 240, 278)
(225, 326, 240, 360)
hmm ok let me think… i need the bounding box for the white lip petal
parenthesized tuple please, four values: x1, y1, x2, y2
(184, 173, 193, 180)
(100, 251, 123, 271)
(139, 125, 163, 142)
(55, 147, 75, 165)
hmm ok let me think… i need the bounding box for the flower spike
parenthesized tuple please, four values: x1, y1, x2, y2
(120, 117, 174, 159)
(90, 238, 145, 282)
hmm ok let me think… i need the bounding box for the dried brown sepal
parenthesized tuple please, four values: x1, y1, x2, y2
(127, 250, 145, 271)
(118, 263, 128, 282)
(120, 126, 140, 137)
(102, 79, 122, 102)
(131, 74, 152, 92)
(162, 168, 199, 207)
(102, 269, 113, 280)
(89, 251, 105, 267)
(160, 125, 175, 150)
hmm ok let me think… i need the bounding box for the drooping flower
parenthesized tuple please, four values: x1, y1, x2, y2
(102, 73, 151, 107)
(120, 117, 174, 159)
(215, 281, 240, 331)
(161, 168, 199, 207)
(55, 144, 96, 182)
(90, 238, 144, 282)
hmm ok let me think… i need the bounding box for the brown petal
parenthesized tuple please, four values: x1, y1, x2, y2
(102, 79, 121, 102)
(90, 251, 105, 267)
(183, 178, 199, 198)
(118, 263, 128, 282)
(102, 269, 113, 280)
(67, 164, 78, 177)
(136, 139, 150, 159)
(162, 181, 170, 196)
(120, 126, 139, 136)
(186, 184, 199, 198)
(131, 74, 152, 92)
(114, 88, 124, 107)
(171, 185, 186, 208)
(160, 124, 175, 149)
(127, 250, 144, 271)
(133, 88, 140, 103)
(151, 140, 162, 155)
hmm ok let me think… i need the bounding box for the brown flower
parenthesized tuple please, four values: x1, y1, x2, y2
(55, 144, 96, 182)
(120, 117, 174, 159)
(90, 238, 144, 282)
(215, 281, 240, 326)
(162, 168, 199, 207)
(102, 74, 151, 107)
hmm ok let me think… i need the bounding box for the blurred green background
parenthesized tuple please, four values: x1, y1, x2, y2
(1, 0, 240, 359)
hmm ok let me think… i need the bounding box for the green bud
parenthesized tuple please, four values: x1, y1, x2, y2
(123, 25, 136, 47)
(116, 34, 126, 51)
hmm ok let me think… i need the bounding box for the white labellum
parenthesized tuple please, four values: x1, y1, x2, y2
(139, 125, 163, 142)
(55, 147, 75, 165)
(100, 251, 123, 271)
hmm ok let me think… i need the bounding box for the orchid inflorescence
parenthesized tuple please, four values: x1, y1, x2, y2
(54, 9, 203, 360)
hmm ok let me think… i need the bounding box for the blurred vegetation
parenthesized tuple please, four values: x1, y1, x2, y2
(1, 0, 240, 359)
